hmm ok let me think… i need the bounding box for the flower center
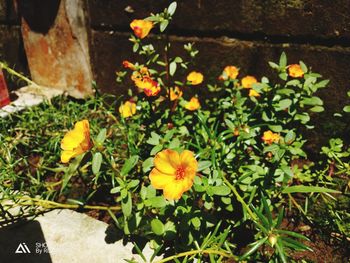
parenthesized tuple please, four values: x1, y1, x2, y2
(175, 166, 186, 180)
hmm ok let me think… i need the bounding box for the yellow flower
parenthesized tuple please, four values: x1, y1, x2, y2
(149, 149, 198, 200)
(61, 120, 92, 163)
(185, 97, 200, 111)
(130, 19, 153, 39)
(288, 64, 304, 78)
(119, 101, 136, 118)
(169, 86, 183, 101)
(219, 66, 239, 80)
(187, 71, 204, 85)
(249, 89, 260, 97)
(262, 130, 280, 145)
(241, 76, 257, 89)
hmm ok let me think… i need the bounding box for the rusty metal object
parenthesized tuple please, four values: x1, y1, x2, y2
(18, 0, 93, 98)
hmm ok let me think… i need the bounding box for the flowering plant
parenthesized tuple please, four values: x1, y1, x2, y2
(1, 2, 349, 262)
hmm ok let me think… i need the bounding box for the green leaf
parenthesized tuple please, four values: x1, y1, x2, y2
(284, 130, 295, 144)
(309, 106, 324, 112)
(133, 42, 139, 52)
(314, 79, 329, 89)
(160, 20, 169, 32)
(299, 61, 308, 73)
(343, 105, 350, 112)
(151, 219, 165, 236)
(301, 96, 323, 106)
(147, 132, 161, 145)
(212, 185, 231, 196)
(277, 99, 292, 110)
(282, 185, 341, 194)
(279, 72, 288, 81)
(197, 161, 212, 172)
(128, 179, 140, 189)
(142, 157, 154, 173)
(280, 236, 312, 251)
(168, 2, 177, 16)
(150, 144, 163, 155)
(145, 196, 166, 208)
(268, 125, 283, 132)
(168, 138, 180, 149)
(279, 52, 287, 68)
(121, 155, 139, 176)
(294, 113, 310, 124)
(92, 152, 103, 175)
(191, 217, 201, 228)
(95, 128, 107, 144)
(275, 239, 288, 263)
(169, 61, 177, 76)
(268, 61, 279, 69)
(276, 229, 310, 241)
(122, 192, 132, 217)
(240, 237, 268, 260)
(110, 186, 121, 194)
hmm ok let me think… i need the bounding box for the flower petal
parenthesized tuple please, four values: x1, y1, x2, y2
(61, 129, 84, 150)
(61, 150, 77, 163)
(149, 168, 175, 189)
(163, 182, 186, 200)
(180, 150, 198, 178)
(154, 149, 180, 175)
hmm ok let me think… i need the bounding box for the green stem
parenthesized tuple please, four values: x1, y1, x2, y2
(15, 197, 121, 211)
(222, 175, 257, 221)
(0, 62, 39, 87)
(155, 249, 236, 263)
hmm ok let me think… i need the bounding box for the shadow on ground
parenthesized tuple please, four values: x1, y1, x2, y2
(0, 220, 52, 263)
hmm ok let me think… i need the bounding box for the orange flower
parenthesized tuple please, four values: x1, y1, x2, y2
(149, 149, 198, 200)
(249, 89, 260, 97)
(262, 130, 280, 145)
(185, 97, 200, 111)
(219, 66, 239, 80)
(144, 83, 161, 97)
(169, 86, 183, 101)
(119, 101, 136, 118)
(131, 68, 160, 96)
(241, 76, 258, 89)
(288, 64, 304, 78)
(130, 19, 153, 39)
(122, 60, 136, 70)
(61, 120, 92, 163)
(187, 71, 204, 85)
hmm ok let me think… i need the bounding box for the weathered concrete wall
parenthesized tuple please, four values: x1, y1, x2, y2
(0, 0, 27, 91)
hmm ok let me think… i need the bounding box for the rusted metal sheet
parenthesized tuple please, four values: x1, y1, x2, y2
(18, 0, 93, 98)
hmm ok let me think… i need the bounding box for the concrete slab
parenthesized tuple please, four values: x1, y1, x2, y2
(0, 209, 159, 263)
(0, 85, 63, 117)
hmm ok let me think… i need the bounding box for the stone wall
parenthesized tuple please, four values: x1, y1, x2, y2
(0, 0, 27, 91)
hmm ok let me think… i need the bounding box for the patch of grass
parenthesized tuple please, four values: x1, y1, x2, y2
(0, 94, 125, 219)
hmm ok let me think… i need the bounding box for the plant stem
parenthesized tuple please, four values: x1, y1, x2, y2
(222, 175, 258, 221)
(155, 249, 236, 263)
(0, 61, 40, 88)
(15, 197, 121, 211)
